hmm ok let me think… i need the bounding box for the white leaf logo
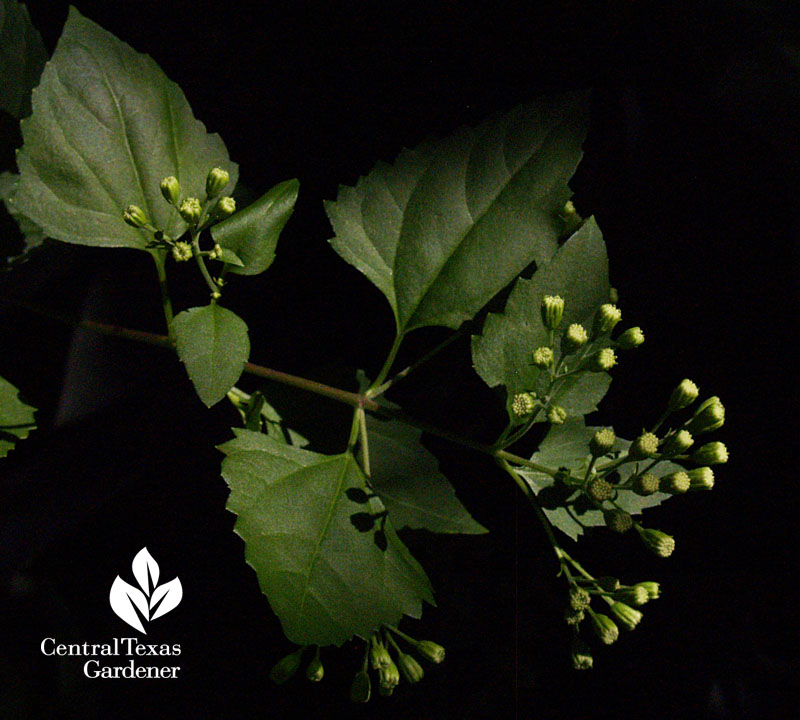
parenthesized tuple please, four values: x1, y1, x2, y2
(109, 547, 182, 633)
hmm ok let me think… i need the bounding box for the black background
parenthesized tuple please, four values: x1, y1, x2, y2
(2, 1, 799, 718)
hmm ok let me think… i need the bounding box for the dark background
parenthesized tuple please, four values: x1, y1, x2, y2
(2, 1, 799, 718)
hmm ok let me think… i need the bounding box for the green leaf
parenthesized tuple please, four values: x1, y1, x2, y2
(10, 7, 237, 249)
(211, 179, 298, 276)
(366, 416, 487, 535)
(472, 217, 612, 407)
(219, 430, 434, 646)
(216, 247, 244, 267)
(0, 375, 36, 457)
(1, 171, 45, 257)
(173, 304, 250, 407)
(228, 387, 309, 447)
(325, 93, 588, 334)
(517, 417, 676, 541)
(0, 0, 47, 118)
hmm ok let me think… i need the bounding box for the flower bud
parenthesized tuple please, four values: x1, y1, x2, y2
(205, 166, 230, 197)
(212, 196, 236, 219)
(636, 527, 675, 557)
(616, 326, 644, 349)
(414, 640, 445, 664)
(370, 639, 392, 670)
(531, 346, 554, 370)
(397, 651, 424, 684)
(569, 586, 591, 611)
(691, 441, 728, 465)
(660, 429, 694, 457)
(592, 303, 622, 336)
(269, 648, 303, 685)
(628, 432, 659, 460)
(587, 477, 614, 503)
(587, 348, 617, 372)
(541, 295, 565, 331)
(610, 602, 643, 631)
(685, 396, 725, 435)
(350, 669, 371, 703)
(589, 612, 619, 645)
(631, 472, 659, 496)
(171, 241, 193, 262)
(306, 651, 324, 682)
(669, 379, 699, 411)
(547, 405, 567, 425)
(598, 576, 621, 592)
(659, 471, 690, 494)
(178, 197, 202, 225)
(562, 323, 588, 354)
(511, 392, 536, 418)
(160, 176, 181, 205)
(590, 428, 616, 457)
(688, 466, 715, 490)
(615, 584, 650, 606)
(636, 581, 661, 600)
(123, 204, 149, 229)
(604, 508, 633, 534)
(378, 658, 400, 691)
(564, 607, 585, 625)
(571, 638, 593, 670)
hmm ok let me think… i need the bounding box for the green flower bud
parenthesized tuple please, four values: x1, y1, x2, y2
(531, 346, 554, 370)
(636, 581, 661, 600)
(269, 648, 303, 685)
(123, 204, 149, 229)
(660, 429, 694, 456)
(397, 651, 424, 684)
(636, 527, 675, 557)
(592, 303, 622, 336)
(590, 428, 616, 457)
(547, 405, 567, 425)
(604, 508, 633, 534)
(212, 196, 236, 219)
(562, 323, 588, 354)
(615, 584, 650, 606)
(349, 669, 371, 703)
(306, 650, 324, 682)
(691, 441, 728, 465)
(631, 472, 659, 496)
(564, 607, 585, 625)
(587, 347, 617, 372)
(609, 287, 619, 304)
(414, 640, 445, 664)
(597, 576, 621, 592)
(159, 176, 181, 205)
(571, 637, 593, 670)
(379, 658, 400, 690)
(178, 197, 202, 225)
(688, 466, 715, 490)
(610, 602, 643, 631)
(569, 586, 591, 611)
(685, 396, 725, 435)
(511, 392, 536, 418)
(659, 471, 690, 494)
(369, 639, 392, 670)
(589, 612, 619, 645)
(541, 294, 565, 331)
(171, 241, 193, 263)
(616, 326, 645, 349)
(629, 432, 659, 460)
(669, 378, 699, 411)
(587, 477, 614, 503)
(205, 166, 230, 197)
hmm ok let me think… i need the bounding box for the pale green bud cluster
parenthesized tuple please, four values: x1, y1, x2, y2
(160, 176, 181, 206)
(171, 241, 192, 262)
(179, 197, 202, 225)
(687, 466, 715, 490)
(511, 392, 536, 418)
(660, 429, 694, 456)
(616, 326, 645, 349)
(571, 638, 593, 670)
(615, 584, 649, 606)
(541, 294, 565, 330)
(212, 195, 236, 219)
(592, 303, 622, 337)
(562, 323, 588, 354)
(669, 379, 699, 411)
(569, 586, 591, 611)
(636, 527, 675, 558)
(590, 611, 619, 645)
(123, 204, 149, 229)
(207, 243, 224, 261)
(531, 346, 554, 370)
(691, 441, 728, 465)
(587, 347, 617, 372)
(590, 427, 616, 457)
(685, 396, 725, 436)
(603, 508, 633, 534)
(205, 166, 230, 197)
(378, 657, 400, 695)
(269, 648, 303, 685)
(350, 669, 371, 703)
(660, 471, 690, 494)
(610, 602, 642, 631)
(547, 405, 567, 425)
(629, 431, 659, 459)
(587, 477, 614, 503)
(306, 648, 324, 682)
(396, 651, 424, 684)
(631, 472, 659, 496)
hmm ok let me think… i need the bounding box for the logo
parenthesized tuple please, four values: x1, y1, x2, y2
(109, 548, 182, 634)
